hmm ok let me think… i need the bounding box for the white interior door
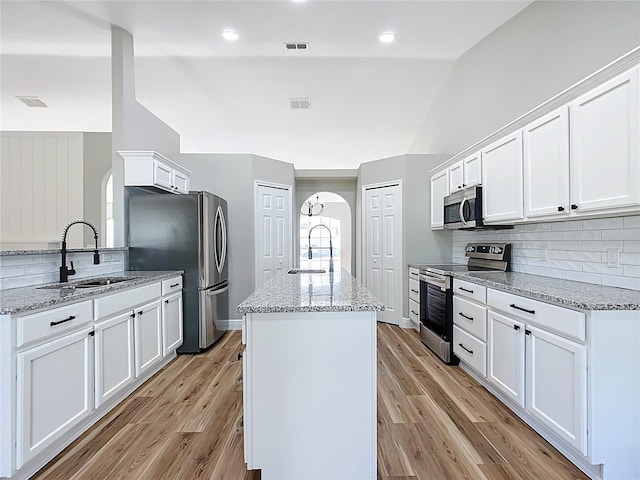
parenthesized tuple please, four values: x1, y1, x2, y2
(364, 184, 401, 325)
(256, 183, 292, 288)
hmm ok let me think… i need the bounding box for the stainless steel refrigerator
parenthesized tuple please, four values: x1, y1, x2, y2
(128, 191, 228, 353)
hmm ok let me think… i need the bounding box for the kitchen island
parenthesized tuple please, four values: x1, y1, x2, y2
(237, 269, 383, 480)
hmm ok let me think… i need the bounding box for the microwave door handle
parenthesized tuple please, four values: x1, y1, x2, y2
(459, 197, 468, 225)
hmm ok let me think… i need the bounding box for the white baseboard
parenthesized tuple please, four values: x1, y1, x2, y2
(222, 318, 243, 331)
(400, 316, 420, 331)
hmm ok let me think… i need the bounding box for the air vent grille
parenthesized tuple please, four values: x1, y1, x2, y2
(284, 43, 309, 51)
(16, 96, 47, 107)
(289, 98, 311, 109)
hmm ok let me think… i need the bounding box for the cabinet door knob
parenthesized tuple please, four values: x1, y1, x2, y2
(557, 206, 565, 212)
(462, 183, 466, 187)
(571, 204, 578, 210)
(513, 324, 520, 331)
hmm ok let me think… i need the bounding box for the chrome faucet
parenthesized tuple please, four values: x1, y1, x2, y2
(60, 221, 100, 282)
(307, 224, 334, 273)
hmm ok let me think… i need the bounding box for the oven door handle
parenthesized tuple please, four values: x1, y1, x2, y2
(419, 273, 448, 291)
(459, 197, 468, 226)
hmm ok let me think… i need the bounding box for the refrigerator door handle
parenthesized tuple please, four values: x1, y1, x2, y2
(216, 205, 227, 275)
(206, 284, 229, 296)
(199, 193, 209, 286)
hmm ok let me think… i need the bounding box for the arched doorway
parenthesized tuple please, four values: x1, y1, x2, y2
(299, 192, 351, 273)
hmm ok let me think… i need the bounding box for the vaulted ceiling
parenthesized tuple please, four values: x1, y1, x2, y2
(0, 0, 532, 169)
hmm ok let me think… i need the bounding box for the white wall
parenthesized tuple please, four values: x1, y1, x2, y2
(453, 216, 640, 291)
(409, 0, 640, 156)
(111, 26, 183, 247)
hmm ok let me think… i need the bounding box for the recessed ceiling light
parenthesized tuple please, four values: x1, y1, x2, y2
(379, 32, 395, 44)
(222, 29, 239, 41)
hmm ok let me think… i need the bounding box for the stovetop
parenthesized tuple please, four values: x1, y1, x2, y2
(422, 264, 500, 274)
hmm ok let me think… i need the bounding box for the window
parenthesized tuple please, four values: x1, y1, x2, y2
(300, 215, 341, 272)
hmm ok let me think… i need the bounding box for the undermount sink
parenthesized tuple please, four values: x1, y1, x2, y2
(287, 269, 326, 274)
(37, 276, 138, 289)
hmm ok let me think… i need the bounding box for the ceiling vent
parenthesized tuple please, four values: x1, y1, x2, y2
(284, 43, 309, 51)
(16, 96, 47, 108)
(289, 98, 311, 109)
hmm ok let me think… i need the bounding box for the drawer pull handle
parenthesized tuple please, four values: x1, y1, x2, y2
(50, 315, 75, 326)
(170, 283, 180, 288)
(510, 303, 535, 315)
(458, 312, 473, 321)
(411, 288, 419, 294)
(458, 343, 473, 355)
(525, 329, 532, 336)
(458, 287, 474, 293)
(411, 310, 418, 316)
(138, 310, 143, 316)
(514, 325, 521, 331)
(411, 272, 419, 276)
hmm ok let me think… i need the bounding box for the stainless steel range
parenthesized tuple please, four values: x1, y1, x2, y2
(419, 243, 511, 364)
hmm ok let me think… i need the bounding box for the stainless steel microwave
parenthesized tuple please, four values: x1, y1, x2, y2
(443, 185, 483, 229)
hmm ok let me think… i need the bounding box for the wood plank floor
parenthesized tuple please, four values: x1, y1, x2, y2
(32, 324, 589, 480)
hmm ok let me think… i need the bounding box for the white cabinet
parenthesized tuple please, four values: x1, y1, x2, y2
(16, 328, 93, 468)
(448, 152, 482, 194)
(481, 131, 524, 223)
(487, 310, 525, 407)
(162, 292, 183, 356)
(570, 67, 640, 213)
(523, 106, 571, 218)
(526, 325, 587, 454)
(448, 160, 464, 193)
(407, 267, 421, 330)
(430, 169, 449, 229)
(94, 311, 134, 408)
(452, 279, 488, 377)
(120, 150, 191, 194)
(134, 300, 163, 377)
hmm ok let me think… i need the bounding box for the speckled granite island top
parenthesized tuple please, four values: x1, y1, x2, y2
(454, 271, 640, 311)
(238, 269, 384, 314)
(0, 271, 183, 315)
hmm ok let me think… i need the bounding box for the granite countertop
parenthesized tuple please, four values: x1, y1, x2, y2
(0, 247, 128, 256)
(238, 269, 384, 314)
(0, 271, 183, 315)
(454, 271, 640, 311)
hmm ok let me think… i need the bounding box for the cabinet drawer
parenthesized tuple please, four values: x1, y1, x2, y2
(409, 278, 420, 303)
(408, 267, 420, 281)
(454, 279, 486, 303)
(162, 276, 183, 296)
(408, 299, 420, 325)
(94, 283, 161, 320)
(453, 296, 487, 341)
(16, 301, 93, 348)
(487, 289, 585, 341)
(453, 325, 487, 377)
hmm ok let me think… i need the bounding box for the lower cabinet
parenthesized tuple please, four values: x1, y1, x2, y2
(94, 311, 135, 408)
(162, 292, 183, 356)
(16, 328, 94, 468)
(526, 325, 587, 454)
(134, 300, 163, 377)
(487, 310, 586, 454)
(487, 311, 525, 407)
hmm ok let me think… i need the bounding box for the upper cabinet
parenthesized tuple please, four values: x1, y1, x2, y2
(430, 169, 449, 229)
(482, 131, 524, 223)
(570, 67, 640, 213)
(448, 152, 482, 194)
(523, 106, 570, 219)
(120, 151, 191, 194)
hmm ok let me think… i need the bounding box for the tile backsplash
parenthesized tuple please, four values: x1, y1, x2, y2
(0, 250, 126, 289)
(452, 215, 640, 291)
